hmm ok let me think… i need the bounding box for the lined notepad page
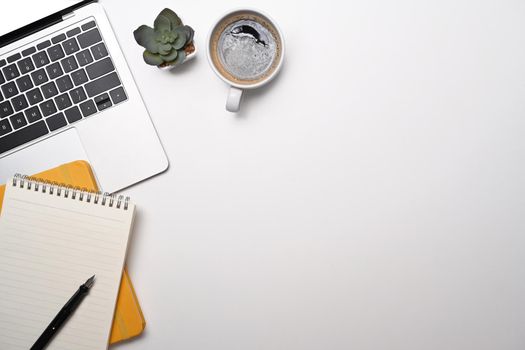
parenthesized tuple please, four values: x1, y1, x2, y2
(0, 180, 135, 350)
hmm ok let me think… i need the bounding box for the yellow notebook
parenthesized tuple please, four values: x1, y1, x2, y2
(0, 161, 145, 345)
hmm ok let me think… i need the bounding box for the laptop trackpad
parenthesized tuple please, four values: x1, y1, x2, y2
(0, 128, 91, 184)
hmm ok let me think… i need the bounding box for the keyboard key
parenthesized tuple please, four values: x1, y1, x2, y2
(64, 105, 82, 123)
(56, 75, 73, 93)
(32, 51, 50, 68)
(94, 93, 112, 111)
(36, 40, 51, 50)
(62, 38, 80, 55)
(0, 71, 4, 85)
(42, 81, 58, 99)
(25, 106, 42, 123)
(55, 93, 72, 110)
(46, 112, 67, 131)
(47, 44, 65, 61)
(31, 68, 48, 86)
(84, 72, 121, 97)
(16, 75, 33, 92)
(71, 69, 88, 86)
(90, 42, 108, 60)
(7, 53, 21, 63)
(17, 57, 35, 74)
(0, 90, 2, 102)
(78, 28, 102, 49)
(86, 57, 114, 80)
(0, 120, 48, 154)
(2, 64, 20, 81)
(93, 94, 106, 103)
(51, 33, 66, 44)
(67, 27, 81, 37)
(81, 21, 96, 31)
(79, 99, 96, 117)
(110, 87, 127, 105)
(61, 56, 78, 73)
(0, 119, 11, 136)
(22, 47, 36, 57)
(69, 86, 87, 104)
(0, 59, 6, 68)
(26, 88, 43, 105)
(12, 95, 28, 112)
(9, 113, 27, 129)
(1, 82, 18, 99)
(46, 62, 63, 79)
(76, 49, 93, 66)
(0, 101, 13, 118)
(39, 99, 57, 117)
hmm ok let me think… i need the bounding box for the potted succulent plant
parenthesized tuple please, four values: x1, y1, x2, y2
(133, 8, 195, 69)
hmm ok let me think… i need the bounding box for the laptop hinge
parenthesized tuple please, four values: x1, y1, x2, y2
(62, 12, 76, 21)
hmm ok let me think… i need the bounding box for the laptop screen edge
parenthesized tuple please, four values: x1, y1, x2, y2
(0, 0, 97, 49)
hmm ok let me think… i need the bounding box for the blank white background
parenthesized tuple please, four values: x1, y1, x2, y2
(99, 0, 525, 349)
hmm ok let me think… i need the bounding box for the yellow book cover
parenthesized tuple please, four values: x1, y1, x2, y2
(0, 161, 145, 345)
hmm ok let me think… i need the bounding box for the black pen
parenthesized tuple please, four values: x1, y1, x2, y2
(31, 275, 95, 350)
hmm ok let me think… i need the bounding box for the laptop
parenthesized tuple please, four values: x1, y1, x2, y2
(0, 0, 168, 192)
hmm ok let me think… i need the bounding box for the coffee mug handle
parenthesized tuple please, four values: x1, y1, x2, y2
(226, 86, 243, 112)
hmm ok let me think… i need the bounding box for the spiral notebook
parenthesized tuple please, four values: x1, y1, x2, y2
(0, 175, 135, 350)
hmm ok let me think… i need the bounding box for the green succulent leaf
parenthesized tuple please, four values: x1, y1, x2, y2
(158, 8, 182, 28)
(156, 30, 176, 45)
(154, 14, 171, 32)
(180, 25, 195, 45)
(161, 49, 178, 62)
(172, 31, 187, 50)
(169, 49, 186, 66)
(169, 31, 179, 41)
(143, 51, 164, 66)
(158, 44, 172, 56)
(133, 25, 158, 53)
(166, 32, 176, 44)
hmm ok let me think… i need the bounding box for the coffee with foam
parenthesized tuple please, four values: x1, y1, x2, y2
(209, 11, 283, 85)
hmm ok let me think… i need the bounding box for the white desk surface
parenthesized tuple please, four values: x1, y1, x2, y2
(105, 0, 525, 349)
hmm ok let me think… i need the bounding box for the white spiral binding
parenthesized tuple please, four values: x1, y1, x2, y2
(12, 174, 130, 210)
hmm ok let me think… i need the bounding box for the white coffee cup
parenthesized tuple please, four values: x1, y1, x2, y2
(207, 8, 285, 112)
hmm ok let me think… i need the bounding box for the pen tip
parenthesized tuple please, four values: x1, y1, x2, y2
(85, 275, 95, 289)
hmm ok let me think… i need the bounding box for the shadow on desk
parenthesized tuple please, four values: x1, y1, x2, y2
(236, 58, 287, 119)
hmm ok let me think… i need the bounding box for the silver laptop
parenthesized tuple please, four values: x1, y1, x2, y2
(0, 0, 168, 192)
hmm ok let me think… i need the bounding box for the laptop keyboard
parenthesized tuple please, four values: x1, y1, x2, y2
(0, 19, 128, 155)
